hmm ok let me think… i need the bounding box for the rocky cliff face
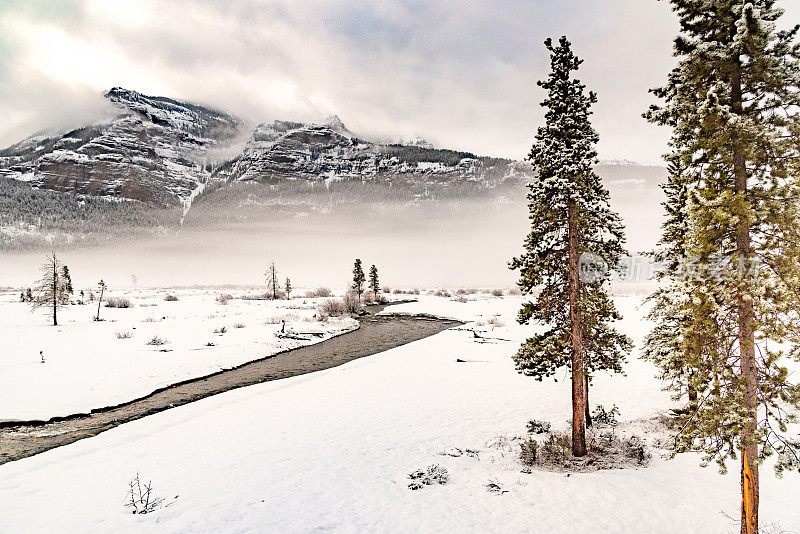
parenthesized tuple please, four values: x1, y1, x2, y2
(219, 116, 529, 200)
(0, 88, 245, 206)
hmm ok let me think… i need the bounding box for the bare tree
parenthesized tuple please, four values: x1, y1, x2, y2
(31, 252, 66, 326)
(95, 280, 106, 321)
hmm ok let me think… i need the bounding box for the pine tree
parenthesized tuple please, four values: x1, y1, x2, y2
(285, 277, 292, 300)
(264, 261, 278, 300)
(61, 265, 73, 304)
(369, 265, 380, 299)
(645, 3, 800, 531)
(510, 36, 631, 457)
(31, 252, 66, 326)
(352, 259, 365, 303)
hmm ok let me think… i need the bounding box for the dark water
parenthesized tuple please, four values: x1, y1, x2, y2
(0, 306, 461, 465)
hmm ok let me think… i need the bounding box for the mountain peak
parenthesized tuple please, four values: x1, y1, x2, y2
(324, 115, 347, 132)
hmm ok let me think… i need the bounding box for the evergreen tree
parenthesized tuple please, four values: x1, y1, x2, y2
(61, 265, 73, 304)
(369, 265, 380, 299)
(510, 36, 631, 457)
(352, 259, 365, 303)
(264, 261, 278, 300)
(645, 2, 800, 531)
(31, 252, 66, 326)
(285, 277, 292, 300)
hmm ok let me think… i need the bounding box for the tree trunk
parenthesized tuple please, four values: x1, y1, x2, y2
(96, 288, 104, 321)
(52, 258, 58, 326)
(585, 373, 592, 428)
(568, 200, 587, 457)
(732, 64, 758, 534)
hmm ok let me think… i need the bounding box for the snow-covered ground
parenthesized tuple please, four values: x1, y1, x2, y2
(1, 293, 799, 532)
(0, 289, 357, 421)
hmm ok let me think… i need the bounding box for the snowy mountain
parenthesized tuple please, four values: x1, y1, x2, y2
(216, 118, 528, 195)
(0, 88, 245, 206)
(0, 88, 666, 251)
(0, 88, 530, 208)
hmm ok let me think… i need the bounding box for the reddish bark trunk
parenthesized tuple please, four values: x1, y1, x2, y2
(568, 200, 587, 457)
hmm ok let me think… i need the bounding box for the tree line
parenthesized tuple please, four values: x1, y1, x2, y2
(512, 4, 800, 533)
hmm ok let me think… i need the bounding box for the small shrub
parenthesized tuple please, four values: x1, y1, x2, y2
(342, 290, 362, 314)
(485, 479, 507, 495)
(105, 297, 133, 308)
(115, 331, 133, 339)
(382, 286, 391, 293)
(214, 326, 228, 334)
(527, 420, 551, 434)
(453, 296, 468, 303)
(304, 287, 332, 298)
(233, 322, 246, 328)
(216, 293, 233, 305)
(456, 288, 478, 295)
(146, 335, 167, 346)
(490, 288, 504, 297)
(487, 316, 505, 327)
(520, 438, 539, 466)
(592, 404, 621, 426)
(320, 298, 346, 317)
(433, 289, 451, 298)
(142, 317, 161, 323)
(507, 287, 522, 296)
(164, 294, 178, 302)
(407, 464, 449, 490)
(125, 472, 163, 514)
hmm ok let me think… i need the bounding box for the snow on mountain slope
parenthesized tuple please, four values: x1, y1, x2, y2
(0, 89, 246, 206)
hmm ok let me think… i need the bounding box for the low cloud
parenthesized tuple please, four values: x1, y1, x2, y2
(2, 1, 797, 162)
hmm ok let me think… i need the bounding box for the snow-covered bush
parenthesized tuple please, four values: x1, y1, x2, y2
(105, 297, 133, 308)
(490, 289, 504, 297)
(216, 293, 233, 305)
(342, 290, 362, 314)
(487, 316, 505, 327)
(233, 322, 245, 329)
(432, 289, 451, 298)
(146, 335, 167, 346)
(527, 420, 551, 434)
(115, 331, 133, 339)
(520, 438, 538, 466)
(304, 287, 332, 298)
(124, 472, 163, 514)
(214, 326, 227, 334)
(592, 404, 621, 427)
(519, 427, 651, 472)
(164, 294, 178, 302)
(320, 298, 346, 316)
(407, 464, 449, 490)
(320, 291, 362, 316)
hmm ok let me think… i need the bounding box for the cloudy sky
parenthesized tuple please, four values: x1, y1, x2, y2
(1, 1, 798, 163)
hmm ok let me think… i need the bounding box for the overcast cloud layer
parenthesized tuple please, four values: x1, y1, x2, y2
(1, 1, 798, 163)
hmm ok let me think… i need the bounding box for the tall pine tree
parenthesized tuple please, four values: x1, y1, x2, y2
(645, 2, 800, 531)
(369, 265, 380, 299)
(510, 36, 631, 457)
(352, 259, 365, 303)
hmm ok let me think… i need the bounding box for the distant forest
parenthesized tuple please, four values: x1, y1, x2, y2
(0, 178, 180, 250)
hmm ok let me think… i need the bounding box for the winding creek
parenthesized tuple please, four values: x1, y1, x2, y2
(0, 304, 461, 465)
